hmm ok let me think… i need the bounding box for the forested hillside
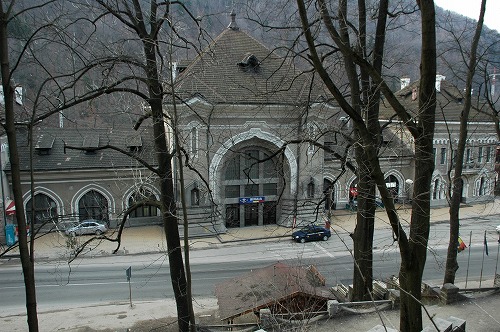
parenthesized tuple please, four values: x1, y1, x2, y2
(5, 0, 499, 128)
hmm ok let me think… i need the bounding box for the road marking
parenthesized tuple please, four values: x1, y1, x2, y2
(314, 242, 336, 258)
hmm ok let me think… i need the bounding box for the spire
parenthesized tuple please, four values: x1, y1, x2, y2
(227, 9, 239, 30)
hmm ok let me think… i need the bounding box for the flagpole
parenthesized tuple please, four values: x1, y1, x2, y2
(495, 234, 499, 281)
(465, 231, 472, 288)
(480, 230, 487, 288)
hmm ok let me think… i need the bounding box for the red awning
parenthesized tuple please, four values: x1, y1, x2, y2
(5, 200, 16, 215)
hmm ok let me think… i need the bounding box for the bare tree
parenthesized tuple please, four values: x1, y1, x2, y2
(295, 0, 437, 330)
(442, 0, 487, 285)
(2, 1, 207, 331)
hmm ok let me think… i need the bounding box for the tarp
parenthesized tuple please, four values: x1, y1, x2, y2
(5, 199, 15, 215)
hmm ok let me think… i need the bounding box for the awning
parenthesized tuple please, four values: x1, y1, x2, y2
(5, 199, 16, 215)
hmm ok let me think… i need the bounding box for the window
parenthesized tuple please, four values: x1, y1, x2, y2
(486, 146, 491, 162)
(190, 127, 198, 158)
(263, 153, 277, 179)
(26, 193, 57, 225)
(479, 177, 485, 196)
(225, 204, 240, 228)
(129, 190, 159, 218)
(432, 179, 439, 200)
(263, 183, 277, 196)
(242, 150, 259, 179)
(225, 155, 240, 180)
(478, 146, 483, 163)
(466, 148, 472, 163)
(433, 148, 437, 164)
(307, 124, 316, 155)
(440, 147, 446, 165)
(191, 188, 200, 206)
(307, 180, 315, 198)
(225, 185, 240, 198)
(244, 184, 259, 196)
(79, 190, 108, 222)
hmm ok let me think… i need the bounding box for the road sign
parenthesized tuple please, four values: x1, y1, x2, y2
(239, 196, 265, 204)
(126, 266, 131, 281)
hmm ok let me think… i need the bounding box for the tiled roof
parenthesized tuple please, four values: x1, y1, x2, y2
(8, 127, 157, 172)
(380, 79, 492, 122)
(214, 262, 333, 321)
(174, 26, 326, 105)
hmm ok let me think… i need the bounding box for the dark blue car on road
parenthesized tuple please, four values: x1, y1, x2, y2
(292, 225, 331, 243)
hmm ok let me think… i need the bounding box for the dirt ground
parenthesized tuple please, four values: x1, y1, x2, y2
(60, 290, 500, 332)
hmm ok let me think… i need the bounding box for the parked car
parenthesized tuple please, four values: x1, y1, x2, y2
(292, 225, 331, 243)
(65, 220, 107, 236)
(496, 225, 500, 234)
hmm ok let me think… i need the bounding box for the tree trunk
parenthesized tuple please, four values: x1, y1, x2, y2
(1, 6, 39, 331)
(399, 2, 436, 330)
(352, 159, 375, 301)
(146, 52, 191, 332)
(151, 104, 190, 332)
(444, 0, 486, 285)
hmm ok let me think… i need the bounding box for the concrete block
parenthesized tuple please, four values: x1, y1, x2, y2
(447, 316, 466, 332)
(387, 289, 400, 309)
(259, 308, 272, 328)
(327, 299, 340, 316)
(421, 317, 452, 332)
(440, 283, 459, 305)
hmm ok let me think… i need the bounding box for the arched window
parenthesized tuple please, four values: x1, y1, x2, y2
(479, 177, 485, 196)
(129, 190, 158, 218)
(26, 193, 57, 225)
(432, 179, 439, 200)
(385, 175, 399, 200)
(191, 188, 200, 206)
(79, 190, 109, 222)
(307, 180, 315, 198)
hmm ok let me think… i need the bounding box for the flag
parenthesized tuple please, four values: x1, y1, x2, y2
(457, 236, 467, 252)
(484, 233, 489, 256)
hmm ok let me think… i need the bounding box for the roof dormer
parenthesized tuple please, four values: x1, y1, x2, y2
(35, 134, 55, 156)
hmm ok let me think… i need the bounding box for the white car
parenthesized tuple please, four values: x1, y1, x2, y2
(65, 220, 107, 236)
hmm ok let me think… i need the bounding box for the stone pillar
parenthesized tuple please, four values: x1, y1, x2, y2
(259, 308, 272, 328)
(440, 283, 459, 305)
(387, 289, 400, 309)
(327, 300, 340, 317)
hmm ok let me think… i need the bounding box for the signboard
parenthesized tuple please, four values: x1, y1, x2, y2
(239, 196, 265, 204)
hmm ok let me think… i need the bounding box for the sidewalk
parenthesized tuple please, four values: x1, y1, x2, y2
(2, 199, 499, 262)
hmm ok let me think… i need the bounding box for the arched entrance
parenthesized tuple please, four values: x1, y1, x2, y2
(78, 190, 109, 224)
(221, 146, 284, 228)
(385, 175, 400, 201)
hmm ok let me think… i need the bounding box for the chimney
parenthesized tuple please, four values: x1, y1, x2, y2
(435, 74, 446, 92)
(400, 77, 410, 90)
(227, 9, 239, 30)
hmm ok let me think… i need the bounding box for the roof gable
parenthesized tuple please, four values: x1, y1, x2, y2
(174, 23, 322, 106)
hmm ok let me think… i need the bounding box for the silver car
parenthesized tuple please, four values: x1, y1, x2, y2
(65, 220, 107, 236)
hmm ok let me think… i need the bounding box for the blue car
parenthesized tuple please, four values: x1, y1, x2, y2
(292, 225, 331, 243)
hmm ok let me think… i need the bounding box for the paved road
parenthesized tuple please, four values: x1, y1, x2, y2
(1, 218, 498, 311)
